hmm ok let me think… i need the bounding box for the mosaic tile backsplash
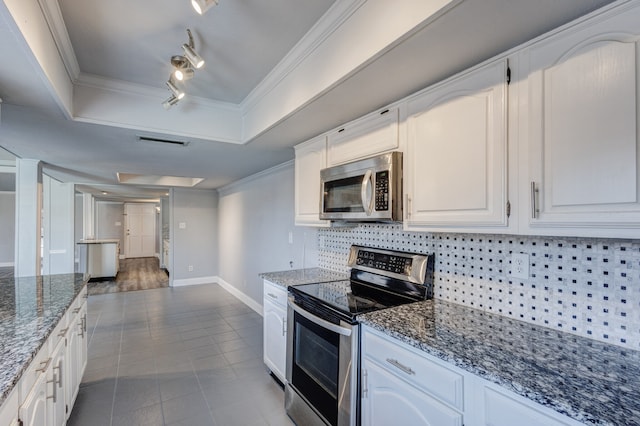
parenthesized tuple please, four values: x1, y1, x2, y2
(317, 224, 640, 349)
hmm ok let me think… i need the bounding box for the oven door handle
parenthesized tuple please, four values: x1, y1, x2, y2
(288, 298, 352, 337)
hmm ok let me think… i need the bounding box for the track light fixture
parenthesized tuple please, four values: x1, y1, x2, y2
(166, 78, 185, 100)
(162, 95, 180, 110)
(191, 0, 218, 15)
(182, 29, 205, 69)
(162, 29, 205, 109)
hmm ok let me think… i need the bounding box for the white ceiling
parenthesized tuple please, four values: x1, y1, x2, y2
(0, 0, 616, 201)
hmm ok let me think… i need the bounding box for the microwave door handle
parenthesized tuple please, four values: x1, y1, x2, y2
(361, 170, 374, 216)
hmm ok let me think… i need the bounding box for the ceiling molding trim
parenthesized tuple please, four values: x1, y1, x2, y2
(75, 73, 241, 112)
(217, 159, 294, 196)
(37, 0, 80, 81)
(241, 0, 367, 112)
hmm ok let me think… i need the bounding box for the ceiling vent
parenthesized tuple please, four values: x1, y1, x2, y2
(137, 136, 190, 147)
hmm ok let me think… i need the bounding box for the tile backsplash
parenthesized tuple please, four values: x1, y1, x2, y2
(317, 224, 640, 349)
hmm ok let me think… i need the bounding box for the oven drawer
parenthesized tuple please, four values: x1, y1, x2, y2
(362, 327, 464, 411)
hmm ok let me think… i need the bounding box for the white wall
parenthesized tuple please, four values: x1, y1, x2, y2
(42, 175, 75, 274)
(171, 188, 218, 286)
(217, 161, 319, 307)
(0, 192, 15, 266)
(95, 201, 124, 240)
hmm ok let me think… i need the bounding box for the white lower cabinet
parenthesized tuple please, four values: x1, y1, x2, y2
(0, 387, 20, 426)
(361, 359, 463, 426)
(2, 289, 88, 426)
(361, 326, 585, 426)
(263, 280, 288, 383)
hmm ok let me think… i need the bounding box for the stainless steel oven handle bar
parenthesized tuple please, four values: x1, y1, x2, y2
(360, 170, 374, 216)
(288, 297, 352, 337)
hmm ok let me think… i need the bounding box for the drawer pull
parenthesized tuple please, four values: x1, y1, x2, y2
(58, 327, 69, 337)
(267, 293, 278, 300)
(35, 358, 51, 373)
(73, 307, 81, 314)
(386, 358, 415, 376)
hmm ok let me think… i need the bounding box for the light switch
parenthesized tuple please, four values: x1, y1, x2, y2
(179, 222, 186, 229)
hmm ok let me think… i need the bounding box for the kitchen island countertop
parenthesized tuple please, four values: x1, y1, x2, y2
(0, 274, 88, 406)
(361, 299, 640, 426)
(259, 267, 347, 288)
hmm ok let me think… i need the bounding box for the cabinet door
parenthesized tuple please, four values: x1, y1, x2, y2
(0, 387, 19, 426)
(262, 297, 287, 383)
(361, 359, 463, 426)
(294, 136, 330, 227)
(523, 9, 640, 238)
(19, 371, 48, 426)
(49, 339, 66, 426)
(76, 301, 88, 385)
(327, 107, 399, 166)
(405, 59, 509, 230)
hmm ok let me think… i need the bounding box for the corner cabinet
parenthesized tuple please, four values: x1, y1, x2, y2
(519, 3, 640, 238)
(263, 280, 288, 384)
(361, 326, 584, 426)
(326, 106, 400, 166)
(404, 59, 510, 232)
(294, 136, 329, 227)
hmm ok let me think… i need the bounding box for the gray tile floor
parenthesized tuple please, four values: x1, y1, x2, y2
(68, 283, 295, 426)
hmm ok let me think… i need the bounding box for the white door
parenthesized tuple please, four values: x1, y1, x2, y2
(263, 297, 287, 383)
(124, 203, 156, 258)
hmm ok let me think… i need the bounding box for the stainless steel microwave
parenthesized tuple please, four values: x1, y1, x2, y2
(320, 152, 402, 221)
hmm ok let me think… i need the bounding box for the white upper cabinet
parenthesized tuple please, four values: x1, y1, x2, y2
(519, 3, 640, 238)
(327, 106, 400, 166)
(294, 136, 329, 227)
(404, 59, 510, 231)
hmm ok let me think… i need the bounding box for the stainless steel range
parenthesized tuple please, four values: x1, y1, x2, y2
(285, 245, 434, 426)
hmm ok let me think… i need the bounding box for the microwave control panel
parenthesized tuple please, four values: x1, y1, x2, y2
(375, 171, 389, 211)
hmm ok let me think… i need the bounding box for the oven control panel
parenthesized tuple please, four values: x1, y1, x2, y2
(355, 250, 412, 275)
(348, 245, 433, 285)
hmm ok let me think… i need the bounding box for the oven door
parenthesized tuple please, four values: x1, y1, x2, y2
(286, 298, 357, 426)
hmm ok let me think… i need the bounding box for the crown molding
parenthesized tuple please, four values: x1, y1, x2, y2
(75, 73, 241, 112)
(241, 0, 367, 112)
(217, 160, 294, 196)
(37, 0, 80, 81)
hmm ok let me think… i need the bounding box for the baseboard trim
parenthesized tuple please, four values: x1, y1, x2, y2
(172, 276, 217, 287)
(217, 277, 263, 316)
(0, 262, 14, 267)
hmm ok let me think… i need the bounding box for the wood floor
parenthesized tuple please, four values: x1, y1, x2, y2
(87, 257, 169, 295)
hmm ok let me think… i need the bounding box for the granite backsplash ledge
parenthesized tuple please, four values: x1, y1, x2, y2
(318, 224, 640, 349)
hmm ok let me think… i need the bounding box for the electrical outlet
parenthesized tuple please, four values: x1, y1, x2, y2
(511, 253, 529, 279)
(188, 265, 193, 272)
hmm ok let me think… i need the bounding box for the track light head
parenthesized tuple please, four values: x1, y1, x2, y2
(171, 55, 195, 81)
(162, 94, 180, 110)
(166, 79, 185, 100)
(191, 0, 218, 15)
(182, 43, 204, 69)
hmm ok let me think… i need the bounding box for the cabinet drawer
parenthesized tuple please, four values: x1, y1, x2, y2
(263, 280, 287, 308)
(363, 329, 464, 410)
(19, 342, 51, 398)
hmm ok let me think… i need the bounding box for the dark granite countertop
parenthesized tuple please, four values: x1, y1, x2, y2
(259, 267, 347, 288)
(360, 300, 640, 425)
(0, 274, 87, 406)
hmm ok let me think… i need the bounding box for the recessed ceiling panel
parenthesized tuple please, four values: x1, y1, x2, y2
(58, 0, 337, 103)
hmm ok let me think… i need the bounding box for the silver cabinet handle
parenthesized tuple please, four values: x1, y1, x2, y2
(58, 327, 69, 337)
(73, 307, 81, 314)
(53, 363, 63, 388)
(531, 181, 539, 219)
(362, 368, 369, 398)
(386, 358, 415, 376)
(288, 297, 352, 336)
(35, 358, 51, 373)
(282, 317, 286, 337)
(267, 293, 278, 300)
(405, 194, 412, 219)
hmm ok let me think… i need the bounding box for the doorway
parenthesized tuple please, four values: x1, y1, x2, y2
(124, 203, 156, 258)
